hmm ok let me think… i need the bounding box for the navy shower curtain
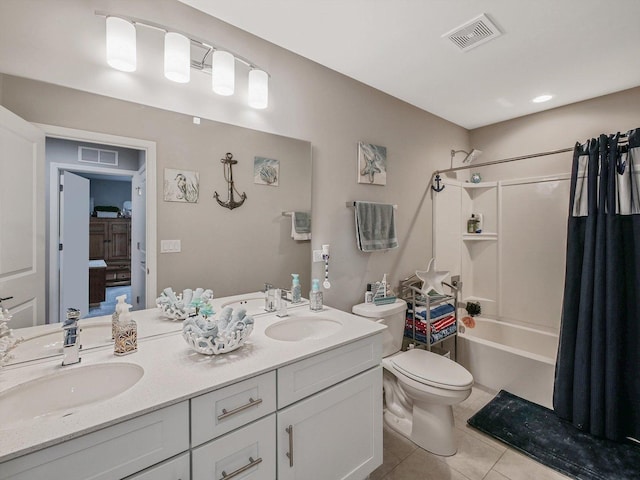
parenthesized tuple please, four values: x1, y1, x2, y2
(553, 129, 640, 442)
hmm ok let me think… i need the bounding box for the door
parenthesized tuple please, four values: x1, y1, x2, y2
(131, 168, 146, 310)
(59, 171, 89, 321)
(277, 367, 382, 480)
(0, 106, 45, 328)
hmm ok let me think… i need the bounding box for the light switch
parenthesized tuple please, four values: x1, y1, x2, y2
(313, 250, 323, 262)
(161, 239, 181, 253)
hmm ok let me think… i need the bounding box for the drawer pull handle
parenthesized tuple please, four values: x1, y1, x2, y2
(217, 397, 263, 420)
(286, 424, 294, 467)
(220, 456, 263, 479)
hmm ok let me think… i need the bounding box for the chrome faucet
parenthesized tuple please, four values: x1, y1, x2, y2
(264, 283, 276, 312)
(62, 308, 81, 366)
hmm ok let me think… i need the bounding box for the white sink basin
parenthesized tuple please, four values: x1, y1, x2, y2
(11, 321, 112, 364)
(265, 316, 343, 341)
(0, 363, 144, 427)
(220, 296, 267, 315)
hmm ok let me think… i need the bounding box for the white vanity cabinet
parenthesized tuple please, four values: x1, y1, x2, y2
(0, 402, 189, 480)
(277, 367, 382, 480)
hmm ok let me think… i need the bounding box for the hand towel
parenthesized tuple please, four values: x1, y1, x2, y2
(354, 201, 398, 252)
(291, 211, 311, 241)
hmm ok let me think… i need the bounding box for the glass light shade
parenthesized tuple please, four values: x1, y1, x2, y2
(164, 32, 191, 83)
(212, 50, 235, 96)
(248, 69, 269, 109)
(106, 17, 136, 72)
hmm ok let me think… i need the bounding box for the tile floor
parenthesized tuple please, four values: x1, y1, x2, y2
(371, 385, 571, 480)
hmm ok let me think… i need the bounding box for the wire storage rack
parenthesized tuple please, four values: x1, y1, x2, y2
(399, 275, 459, 360)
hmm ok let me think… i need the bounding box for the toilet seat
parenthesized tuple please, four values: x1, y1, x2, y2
(390, 349, 473, 391)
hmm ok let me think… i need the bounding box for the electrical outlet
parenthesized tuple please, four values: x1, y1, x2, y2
(161, 239, 181, 253)
(313, 250, 323, 262)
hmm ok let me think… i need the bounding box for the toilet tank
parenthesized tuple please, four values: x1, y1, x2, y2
(352, 299, 407, 357)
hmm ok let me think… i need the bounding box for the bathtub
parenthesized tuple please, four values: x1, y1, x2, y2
(457, 317, 559, 408)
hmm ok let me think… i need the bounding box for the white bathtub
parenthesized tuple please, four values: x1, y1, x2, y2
(457, 317, 559, 408)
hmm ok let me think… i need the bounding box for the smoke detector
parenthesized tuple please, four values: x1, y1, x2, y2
(442, 14, 502, 52)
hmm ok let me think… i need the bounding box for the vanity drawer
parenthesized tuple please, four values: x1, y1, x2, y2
(191, 370, 276, 447)
(124, 452, 189, 480)
(277, 333, 383, 408)
(192, 413, 276, 480)
(0, 401, 189, 480)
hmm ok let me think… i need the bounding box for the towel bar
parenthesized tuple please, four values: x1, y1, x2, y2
(346, 201, 397, 209)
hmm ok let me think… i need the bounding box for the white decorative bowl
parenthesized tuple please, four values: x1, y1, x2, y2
(182, 323, 254, 355)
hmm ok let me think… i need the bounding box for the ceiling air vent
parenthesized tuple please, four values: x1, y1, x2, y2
(442, 14, 502, 52)
(78, 146, 118, 166)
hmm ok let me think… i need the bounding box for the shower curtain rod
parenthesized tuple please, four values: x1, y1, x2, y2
(432, 146, 573, 177)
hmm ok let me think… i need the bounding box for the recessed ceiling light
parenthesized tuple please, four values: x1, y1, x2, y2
(532, 94, 553, 103)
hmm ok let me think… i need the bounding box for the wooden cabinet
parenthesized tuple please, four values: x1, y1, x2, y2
(90, 218, 131, 287)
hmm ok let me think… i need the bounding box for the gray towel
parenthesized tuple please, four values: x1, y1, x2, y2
(355, 201, 398, 251)
(291, 211, 311, 240)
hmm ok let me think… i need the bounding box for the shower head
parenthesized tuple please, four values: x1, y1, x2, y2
(450, 148, 483, 168)
(462, 149, 482, 164)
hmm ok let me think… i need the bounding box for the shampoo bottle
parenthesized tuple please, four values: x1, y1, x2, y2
(467, 214, 477, 233)
(291, 273, 302, 303)
(309, 279, 323, 312)
(475, 213, 483, 234)
(114, 303, 137, 356)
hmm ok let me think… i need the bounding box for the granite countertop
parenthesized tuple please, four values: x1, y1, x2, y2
(0, 299, 386, 462)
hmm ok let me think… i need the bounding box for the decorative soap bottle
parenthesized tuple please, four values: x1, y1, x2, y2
(291, 273, 302, 303)
(114, 302, 137, 356)
(309, 278, 323, 311)
(112, 294, 127, 340)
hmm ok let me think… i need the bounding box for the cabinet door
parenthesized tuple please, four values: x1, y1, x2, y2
(277, 367, 382, 480)
(89, 219, 107, 260)
(109, 220, 130, 261)
(192, 414, 276, 480)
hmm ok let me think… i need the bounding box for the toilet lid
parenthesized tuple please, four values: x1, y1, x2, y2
(390, 349, 473, 390)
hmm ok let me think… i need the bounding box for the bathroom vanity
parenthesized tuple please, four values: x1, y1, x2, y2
(0, 301, 385, 480)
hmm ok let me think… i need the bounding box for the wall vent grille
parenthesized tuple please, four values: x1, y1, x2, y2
(78, 146, 118, 166)
(442, 14, 502, 52)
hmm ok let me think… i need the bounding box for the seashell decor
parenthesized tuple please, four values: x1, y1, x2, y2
(156, 287, 214, 320)
(182, 306, 254, 355)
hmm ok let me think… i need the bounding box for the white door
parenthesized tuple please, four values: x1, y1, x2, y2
(59, 171, 89, 321)
(131, 167, 146, 311)
(0, 106, 45, 328)
(277, 367, 382, 480)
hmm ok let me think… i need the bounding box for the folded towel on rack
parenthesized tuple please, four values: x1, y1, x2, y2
(291, 211, 311, 241)
(354, 201, 398, 252)
(404, 323, 458, 345)
(407, 303, 455, 321)
(431, 315, 456, 333)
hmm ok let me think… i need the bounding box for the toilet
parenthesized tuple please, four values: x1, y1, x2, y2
(352, 298, 473, 456)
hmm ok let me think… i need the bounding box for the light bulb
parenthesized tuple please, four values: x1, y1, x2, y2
(212, 50, 235, 96)
(164, 32, 190, 83)
(248, 69, 268, 109)
(106, 17, 136, 72)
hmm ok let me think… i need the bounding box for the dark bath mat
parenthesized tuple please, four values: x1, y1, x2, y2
(467, 390, 640, 480)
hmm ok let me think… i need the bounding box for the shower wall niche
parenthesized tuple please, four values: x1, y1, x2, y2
(433, 174, 570, 334)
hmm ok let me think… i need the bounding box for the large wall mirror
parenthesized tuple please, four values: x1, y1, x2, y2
(0, 74, 312, 365)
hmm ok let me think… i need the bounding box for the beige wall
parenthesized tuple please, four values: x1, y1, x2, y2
(0, 0, 469, 312)
(469, 87, 640, 182)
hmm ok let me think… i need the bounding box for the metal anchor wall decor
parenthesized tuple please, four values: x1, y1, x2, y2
(214, 152, 247, 210)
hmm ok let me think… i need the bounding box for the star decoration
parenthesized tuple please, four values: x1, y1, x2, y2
(360, 156, 381, 183)
(415, 258, 449, 295)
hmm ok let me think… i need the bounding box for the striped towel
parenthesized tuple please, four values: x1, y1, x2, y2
(431, 315, 456, 333)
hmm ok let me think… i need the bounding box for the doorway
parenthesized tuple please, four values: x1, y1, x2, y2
(42, 124, 157, 324)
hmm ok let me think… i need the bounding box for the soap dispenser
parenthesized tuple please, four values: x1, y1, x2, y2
(114, 302, 137, 356)
(112, 294, 127, 340)
(291, 273, 302, 303)
(309, 279, 323, 312)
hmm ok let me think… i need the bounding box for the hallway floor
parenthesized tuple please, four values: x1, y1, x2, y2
(371, 385, 571, 480)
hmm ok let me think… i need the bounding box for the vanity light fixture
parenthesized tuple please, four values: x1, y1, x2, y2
(164, 32, 190, 83)
(106, 16, 137, 72)
(100, 12, 269, 109)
